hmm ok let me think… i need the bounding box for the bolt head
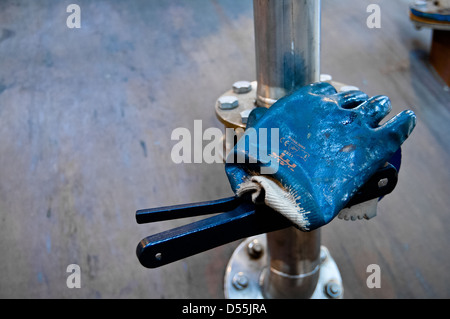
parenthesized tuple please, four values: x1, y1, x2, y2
(232, 272, 249, 290)
(218, 96, 239, 110)
(320, 74, 333, 82)
(247, 239, 263, 259)
(232, 81, 252, 94)
(325, 281, 342, 299)
(240, 109, 252, 124)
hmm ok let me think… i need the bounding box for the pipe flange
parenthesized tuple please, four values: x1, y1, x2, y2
(224, 235, 343, 299)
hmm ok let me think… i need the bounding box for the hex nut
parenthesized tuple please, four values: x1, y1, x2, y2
(324, 281, 342, 299)
(232, 272, 249, 290)
(240, 109, 252, 124)
(218, 96, 239, 110)
(339, 85, 360, 92)
(320, 74, 333, 82)
(232, 81, 252, 94)
(247, 239, 263, 259)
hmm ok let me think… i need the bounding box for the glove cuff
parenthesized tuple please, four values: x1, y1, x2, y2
(236, 176, 312, 231)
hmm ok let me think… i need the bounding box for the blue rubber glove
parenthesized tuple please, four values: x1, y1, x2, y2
(225, 82, 416, 231)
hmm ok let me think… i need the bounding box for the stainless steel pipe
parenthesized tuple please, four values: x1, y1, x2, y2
(254, 0, 321, 108)
(263, 229, 321, 299)
(254, 0, 322, 298)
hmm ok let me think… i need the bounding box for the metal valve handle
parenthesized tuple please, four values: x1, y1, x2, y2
(136, 163, 397, 268)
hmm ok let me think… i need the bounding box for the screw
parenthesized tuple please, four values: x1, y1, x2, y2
(378, 178, 388, 188)
(232, 81, 252, 94)
(232, 272, 249, 290)
(218, 96, 239, 110)
(324, 281, 342, 299)
(247, 239, 263, 259)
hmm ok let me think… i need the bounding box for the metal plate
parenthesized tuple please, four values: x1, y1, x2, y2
(215, 81, 258, 130)
(224, 235, 343, 299)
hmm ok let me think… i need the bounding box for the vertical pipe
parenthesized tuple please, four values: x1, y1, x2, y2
(253, 0, 322, 298)
(254, 0, 321, 108)
(263, 229, 321, 299)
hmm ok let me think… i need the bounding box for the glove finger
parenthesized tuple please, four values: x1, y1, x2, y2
(358, 95, 392, 127)
(377, 110, 417, 150)
(336, 90, 369, 109)
(246, 107, 268, 128)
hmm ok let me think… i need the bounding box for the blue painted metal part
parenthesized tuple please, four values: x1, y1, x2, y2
(225, 82, 416, 231)
(410, 6, 450, 22)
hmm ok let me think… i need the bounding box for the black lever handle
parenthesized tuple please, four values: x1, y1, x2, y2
(136, 196, 241, 224)
(346, 163, 398, 207)
(136, 202, 291, 268)
(136, 163, 398, 268)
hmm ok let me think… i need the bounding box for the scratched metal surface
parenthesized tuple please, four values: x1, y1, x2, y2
(0, 0, 449, 298)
